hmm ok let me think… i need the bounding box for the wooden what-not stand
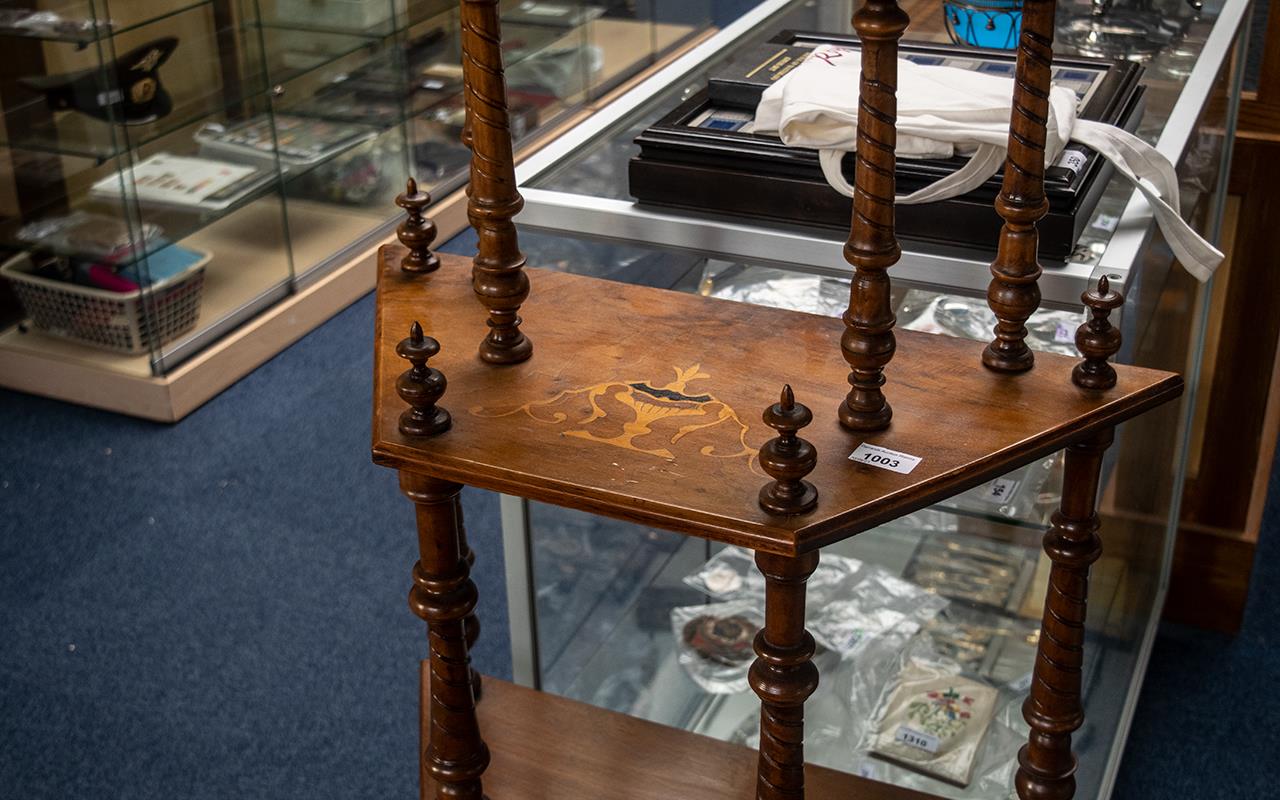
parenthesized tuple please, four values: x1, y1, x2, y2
(370, 0, 1182, 797)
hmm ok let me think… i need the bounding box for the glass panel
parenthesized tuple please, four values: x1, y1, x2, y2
(262, 0, 412, 279)
(0, 0, 212, 46)
(525, 0, 1235, 276)
(405, 0, 708, 210)
(109, 0, 290, 372)
(514, 187, 1219, 794)
(0, 0, 294, 375)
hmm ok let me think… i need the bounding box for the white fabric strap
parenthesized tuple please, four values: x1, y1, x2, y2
(756, 46, 1223, 281)
(1069, 120, 1221, 282)
(817, 144, 1006, 204)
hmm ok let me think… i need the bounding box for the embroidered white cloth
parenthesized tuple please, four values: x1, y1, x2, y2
(753, 45, 1221, 281)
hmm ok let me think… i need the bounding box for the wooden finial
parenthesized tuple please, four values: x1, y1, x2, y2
(395, 178, 440, 275)
(982, 0, 1056, 373)
(838, 0, 910, 432)
(1072, 275, 1124, 390)
(396, 322, 451, 436)
(461, 0, 532, 365)
(759, 385, 819, 515)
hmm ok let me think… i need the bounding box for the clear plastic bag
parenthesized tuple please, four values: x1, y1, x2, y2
(682, 544, 864, 605)
(808, 569, 948, 657)
(897, 289, 1084, 357)
(862, 639, 1000, 787)
(670, 600, 764, 694)
(17, 211, 164, 263)
(701, 262, 852, 318)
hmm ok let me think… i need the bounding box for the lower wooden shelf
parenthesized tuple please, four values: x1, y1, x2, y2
(421, 674, 933, 800)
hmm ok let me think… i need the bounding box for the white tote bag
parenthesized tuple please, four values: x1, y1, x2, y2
(753, 45, 1221, 281)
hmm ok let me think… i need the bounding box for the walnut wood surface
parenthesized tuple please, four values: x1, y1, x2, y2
(402, 472, 489, 799)
(751, 551, 820, 800)
(372, 248, 1181, 555)
(1016, 429, 1112, 800)
(839, 0, 909, 432)
(460, 0, 532, 364)
(983, 0, 1055, 373)
(419, 674, 935, 800)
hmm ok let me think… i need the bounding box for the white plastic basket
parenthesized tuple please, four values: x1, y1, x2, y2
(1, 248, 209, 355)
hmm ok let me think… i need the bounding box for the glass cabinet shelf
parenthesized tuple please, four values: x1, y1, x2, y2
(254, 0, 450, 38)
(494, 0, 1247, 795)
(513, 0, 1248, 306)
(0, 1, 714, 413)
(0, 1, 216, 47)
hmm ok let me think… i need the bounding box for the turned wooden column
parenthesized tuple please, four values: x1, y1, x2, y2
(460, 0, 532, 364)
(839, 0, 910, 432)
(454, 494, 482, 699)
(1016, 428, 1112, 800)
(402, 472, 489, 800)
(750, 551, 820, 800)
(983, 0, 1056, 373)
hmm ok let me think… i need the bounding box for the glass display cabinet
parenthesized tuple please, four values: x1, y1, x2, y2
(0, 0, 709, 416)
(485, 0, 1250, 797)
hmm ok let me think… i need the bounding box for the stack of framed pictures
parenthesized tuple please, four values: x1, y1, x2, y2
(628, 30, 1145, 259)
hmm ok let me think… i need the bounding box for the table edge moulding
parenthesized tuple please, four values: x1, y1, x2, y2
(369, 0, 1185, 798)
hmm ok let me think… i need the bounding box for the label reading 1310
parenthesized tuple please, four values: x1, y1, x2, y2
(849, 443, 922, 474)
(895, 726, 941, 753)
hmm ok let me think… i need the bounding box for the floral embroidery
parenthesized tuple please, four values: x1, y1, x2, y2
(906, 687, 976, 739)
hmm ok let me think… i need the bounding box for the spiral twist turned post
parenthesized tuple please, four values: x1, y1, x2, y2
(839, 0, 910, 432)
(402, 473, 489, 800)
(460, 0, 532, 364)
(983, 0, 1056, 373)
(1016, 427, 1112, 800)
(395, 178, 440, 275)
(1072, 275, 1124, 390)
(750, 549, 820, 800)
(396, 322, 451, 437)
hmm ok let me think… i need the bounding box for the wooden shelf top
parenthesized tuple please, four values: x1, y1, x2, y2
(372, 248, 1182, 555)
(424, 674, 936, 799)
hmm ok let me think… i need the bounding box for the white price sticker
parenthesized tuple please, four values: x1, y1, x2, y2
(1055, 148, 1089, 172)
(849, 443, 922, 474)
(1092, 213, 1121, 232)
(1054, 321, 1076, 344)
(982, 477, 1022, 504)
(895, 726, 941, 753)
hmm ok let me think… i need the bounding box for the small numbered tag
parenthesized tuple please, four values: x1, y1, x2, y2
(1055, 148, 1089, 172)
(1054, 321, 1076, 344)
(1092, 213, 1121, 232)
(982, 477, 1022, 504)
(849, 443, 921, 474)
(895, 726, 941, 754)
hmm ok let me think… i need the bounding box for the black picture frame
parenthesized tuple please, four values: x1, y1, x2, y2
(628, 32, 1145, 260)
